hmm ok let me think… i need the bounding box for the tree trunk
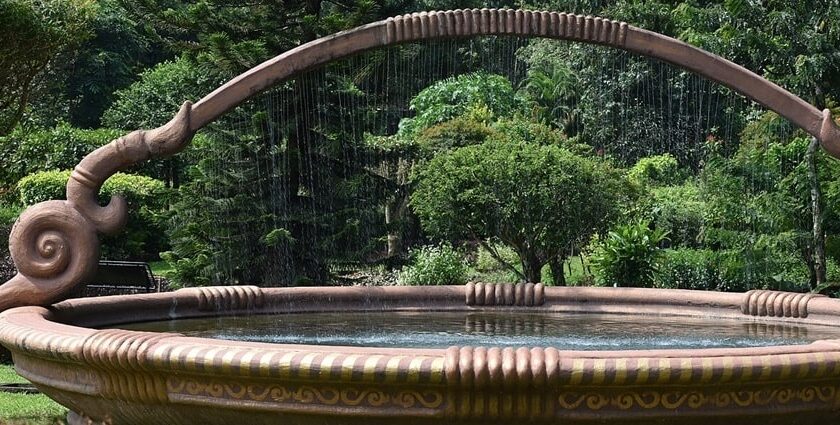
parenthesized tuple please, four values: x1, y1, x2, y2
(521, 253, 543, 283)
(384, 192, 408, 257)
(807, 136, 827, 288)
(549, 256, 566, 286)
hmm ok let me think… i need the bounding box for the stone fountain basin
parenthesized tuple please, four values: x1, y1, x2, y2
(2, 284, 840, 424)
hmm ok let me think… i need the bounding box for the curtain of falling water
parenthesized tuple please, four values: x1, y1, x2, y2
(183, 34, 804, 290)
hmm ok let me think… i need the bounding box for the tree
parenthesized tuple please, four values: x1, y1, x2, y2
(0, 0, 94, 134)
(62, 0, 169, 128)
(411, 139, 624, 284)
(670, 0, 840, 287)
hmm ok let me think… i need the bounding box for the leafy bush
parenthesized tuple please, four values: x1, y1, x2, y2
(399, 244, 467, 285)
(655, 247, 810, 293)
(591, 221, 668, 287)
(0, 203, 22, 282)
(412, 140, 626, 284)
(655, 248, 719, 290)
(474, 242, 519, 272)
(17, 170, 169, 259)
(0, 125, 120, 192)
(415, 113, 494, 154)
(103, 57, 217, 130)
(627, 154, 686, 187)
(398, 73, 522, 137)
(638, 183, 705, 248)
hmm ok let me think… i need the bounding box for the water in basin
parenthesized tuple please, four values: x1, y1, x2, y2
(115, 311, 840, 350)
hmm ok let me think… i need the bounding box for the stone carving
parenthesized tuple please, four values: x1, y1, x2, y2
(384, 10, 627, 45)
(465, 282, 545, 306)
(445, 346, 561, 388)
(190, 286, 265, 312)
(741, 290, 823, 318)
(0, 102, 194, 311)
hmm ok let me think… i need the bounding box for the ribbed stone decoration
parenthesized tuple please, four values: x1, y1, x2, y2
(193, 285, 265, 312)
(445, 346, 560, 388)
(384, 9, 628, 46)
(741, 290, 823, 318)
(78, 329, 175, 403)
(465, 282, 545, 306)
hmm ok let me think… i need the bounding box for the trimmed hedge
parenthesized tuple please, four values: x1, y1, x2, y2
(0, 125, 119, 193)
(655, 248, 810, 293)
(17, 170, 169, 260)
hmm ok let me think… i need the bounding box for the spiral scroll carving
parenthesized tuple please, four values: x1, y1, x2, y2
(0, 103, 195, 312)
(465, 282, 544, 306)
(0, 201, 99, 311)
(385, 9, 627, 46)
(741, 290, 823, 318)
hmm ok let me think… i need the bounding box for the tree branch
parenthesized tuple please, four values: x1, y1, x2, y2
(473, 234, 526, 282)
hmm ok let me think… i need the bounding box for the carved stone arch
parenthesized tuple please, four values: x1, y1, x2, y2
(2, 8, 838, 310)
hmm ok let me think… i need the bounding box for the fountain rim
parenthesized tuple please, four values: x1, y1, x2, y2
(5, 285, 840, 421)
(4, 285, 840, 370)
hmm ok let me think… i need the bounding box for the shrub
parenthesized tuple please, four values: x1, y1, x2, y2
(17, 170, 169, 260)
(474, 242, 519, 272)
(398, 73, 522, 137)
(655, 248, 720, 290)
(18, 170, 166, 206)
(412, 140, 626, 284)
(0, 203, 22, 282)
(639, 183, 705, 248)
(655, 247, 810, 293)
(0, 124, 120, 192)
(627, 154, 686, 187)
(591, 221, 667, 287)
(399, 244, 468, 285)
(103, 57, 217, 130)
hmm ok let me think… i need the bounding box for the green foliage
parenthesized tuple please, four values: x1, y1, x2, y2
(474, 242, 519, 273)
(655, 248, 724, 291)
(61, 0, 167, 128)
(399, 244, 467, 286)
(0, 124, 120, 192)
(261, 228, 295, 247)
(414, 112, 494, 154)
(627, 154, 686, 187)
(121, 0, 391, 78)
(591, 221, 668, 288)
(17, 170, 169, 260)
(103, 57, 217, 129)
(412, 139, 625, 283)
(398, 73, 521, 137)
(520, 63, 580, 135)
(638, 182, 705, 248)
(0, 0, 94, 134)
(655, 248, 809, 293)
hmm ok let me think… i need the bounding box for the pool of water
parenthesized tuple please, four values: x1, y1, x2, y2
(116, 311, 840, 350)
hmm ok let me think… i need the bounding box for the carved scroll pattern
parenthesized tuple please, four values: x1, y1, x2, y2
(0, 102, 195, 311)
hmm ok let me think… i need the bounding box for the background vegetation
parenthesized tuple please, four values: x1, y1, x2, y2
(1, 0, 840, 297)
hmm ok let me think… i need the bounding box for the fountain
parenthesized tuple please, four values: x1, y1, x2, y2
(3, 8, 840, 424)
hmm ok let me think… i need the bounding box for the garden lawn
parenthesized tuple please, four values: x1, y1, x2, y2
(0, 364, 66, 424)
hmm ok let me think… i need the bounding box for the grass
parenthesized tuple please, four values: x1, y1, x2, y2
(468, 252, 595, 285)
(0, 364, 67, 425)
(148, 260, 174, 278)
